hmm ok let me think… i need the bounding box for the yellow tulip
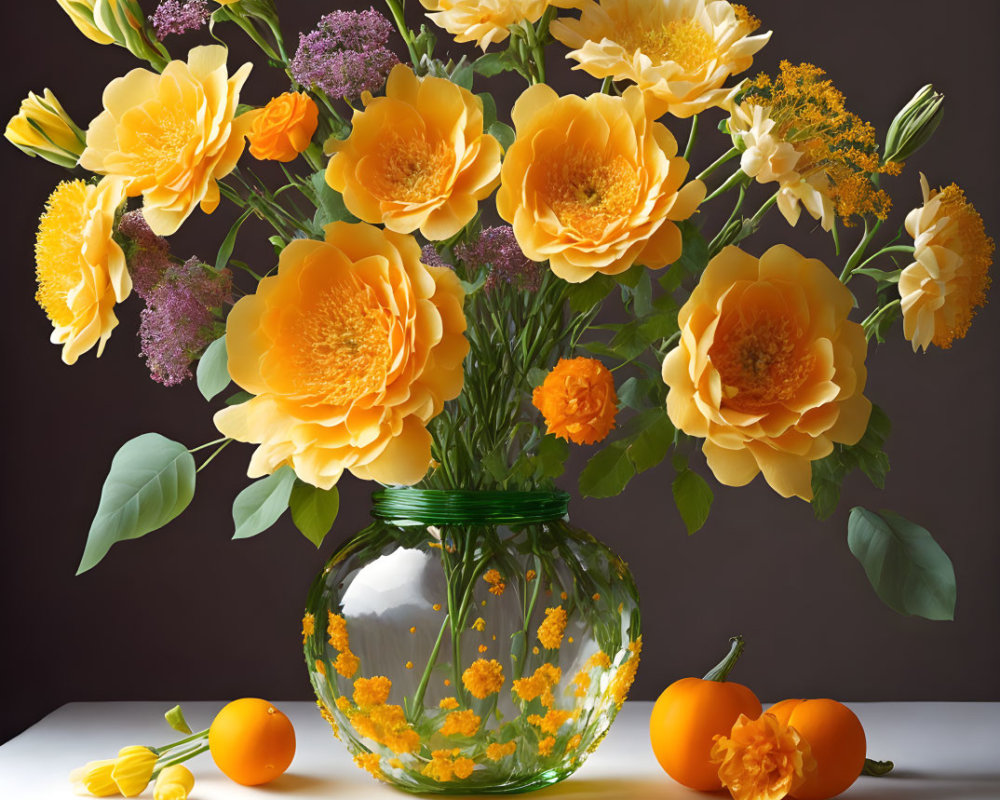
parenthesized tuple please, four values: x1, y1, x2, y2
(5, 89, 86, 168)
(69, 759, 118, 797)
(111, 745, 158, 797)
(153, 764, 195, 800)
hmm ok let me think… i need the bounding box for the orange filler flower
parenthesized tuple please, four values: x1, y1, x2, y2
(533, 358, 618, 445)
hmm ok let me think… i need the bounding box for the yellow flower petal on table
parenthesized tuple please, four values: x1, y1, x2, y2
(69, 759, 118, 797)
(532, 358, 618, 445)
(152, 765, 194, 800)
(111, 746, 157, 797)
(710, 713, 815, 800)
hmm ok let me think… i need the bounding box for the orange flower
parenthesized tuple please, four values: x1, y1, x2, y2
(512, 664, 562, 707)
(536, 606, 568, 650)
(533, 358, 618, 445)
(710, 713, 815, 800)
(248, 92, 319, 163)
(662, 245, 872, 500)
(461, 659, 505, 699)
(326, 65, 501, 241)
(497, 84, 704, 283)
(440, 709, 481, 737)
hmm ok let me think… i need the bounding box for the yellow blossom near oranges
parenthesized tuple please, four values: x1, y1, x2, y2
(462, 659, 505, 699)
(326, 65, 501, 241)
(248, 92, 319, 162)
(532, 357, 618, 445)
(485, 741, 518, 761)
(538, 736, 556, 756)
(314, 660, 327, 677)
(440, 709, 481, 736)
(662, 245, 872, 500)
(528, 709, 575, 734)
(419, 0, 583, 50)
(609, 638, 642, 707)
(110, 745, 157, 797)
(512, 664, 562, 707)
(586, 651, 612, 670)
(354, 752, 383, 780)
(69, 759, 118, 797)
(569, 670, 591, 697)
(353, 676, 392, 707)
(80, 45, 253, 236)
(318, 701, 341, 739)
(422, 749, 476, 781)
(334, 651, 360, 679)
(551, 0, 770, 118)
(351, 704, 421, 754)
(900, 174, 994, 351)
(152, 765, 194, 800)
(537, 606, 568, 650)
(497, 84, 704, 283)
(710, 713, 815, 800)
(327, 613, 350, 651)
(34, 177, 129, 365)
(213, 221, 468, 490)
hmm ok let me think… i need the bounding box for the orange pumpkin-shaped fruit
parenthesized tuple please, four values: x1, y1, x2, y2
(768, 698, 866, 800)
(649, 637, 762, 791)
(209, 698, 296, 786)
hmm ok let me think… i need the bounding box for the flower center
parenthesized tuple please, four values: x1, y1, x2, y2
(544, 148, 639, 239)
(618, 17, 717, 71)
(127, 102, 198, 178)
(373, 133, 455, 204)
(35, 180, 88, 328)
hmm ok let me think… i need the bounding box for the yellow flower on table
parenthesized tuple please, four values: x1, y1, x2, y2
(532, 357, 618, 445)
(213, 222, 468, 490)
(110, 745, 157, 797)
(662, 245, 872, 500)
(900, 174, 994, 351)
(5, 89, 86, 168)
(326, 65, 501, 241)
(710, 713, 814, 800)
(152, 765, 195, 800)
(69, 759, 118, 797)
(35, 177, 129, 365)
(551, 0, 770, 118)
(80, 45, 253, 236)
(496, 84, 705, 283)
(419, 0, 583, 50)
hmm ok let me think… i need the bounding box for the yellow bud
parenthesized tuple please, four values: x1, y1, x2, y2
(69, 759, 119, 797)
(55, 0, 115, 44)
(5, 89, 86, 169)
(111, 745, 158, 797)
(153, 764, 195, 800)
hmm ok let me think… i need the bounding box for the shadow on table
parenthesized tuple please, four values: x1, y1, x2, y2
(415, 777, 691, 800)
(246, 773, 339, 793)
(846, 771, 1000, 800)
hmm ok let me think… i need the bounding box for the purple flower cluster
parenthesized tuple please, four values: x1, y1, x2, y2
(117, 211, 171, 300)
(150, 0, 211, 39)
(456, 226, 541, 293)
(290, 9, 398, 100)
(420, 244, 451, 268)
(139, 258, 233, 387)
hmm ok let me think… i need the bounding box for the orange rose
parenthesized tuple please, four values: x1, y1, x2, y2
(248, 92, 319, 163)
(532, 357, 618, 445)
(662, 245, 871, 500)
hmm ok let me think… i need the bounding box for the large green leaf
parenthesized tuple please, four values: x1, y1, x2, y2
(232, 466, 296, 540)
(847, 507, 956, 620)
(78, 434, 196, 574)
(310, 171, 356, 229)
(672, 466, 713, 535)
(579, 442, 635, 498)
(196, 335, 230, 401)
(289, 480, 340, 548)
(626, 412, 674, 473)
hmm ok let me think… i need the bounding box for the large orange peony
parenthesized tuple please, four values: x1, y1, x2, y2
(80, 45, 253, 236)
(662, 245, 871, 500)
(496, 84, 705, 283)
(326, 65, 501, 242)
(532, 357, 618, 445)
(248, 92, 319, 163)
(214, 222, 468, 490)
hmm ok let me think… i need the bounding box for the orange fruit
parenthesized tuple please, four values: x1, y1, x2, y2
(209, 698, 296, 786)
(768, 698, 866, 800)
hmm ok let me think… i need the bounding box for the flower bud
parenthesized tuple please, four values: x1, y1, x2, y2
(883, 84, 944, 164)
(57, 0, 170, 70)
(5, 89, 86, 169)
(69, 759, 119, 797)
(153, 764, 195, 800)
(111, 745, 158, 797)
(55, 0, 115, 44)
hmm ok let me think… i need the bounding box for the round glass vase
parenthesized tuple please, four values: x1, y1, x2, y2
(303, 488, 641, 794)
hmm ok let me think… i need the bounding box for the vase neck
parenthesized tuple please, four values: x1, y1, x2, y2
(371, 488, 570, 525)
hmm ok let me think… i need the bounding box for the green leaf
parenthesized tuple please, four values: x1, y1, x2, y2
(478, 92, 498, 129)
(215, 208, 253, 272)
(488, 121, 515, 151)
(675, 221, 709, 275)
(632, 270, 654, 317)
(853, 267, 901, 283)
(224, 390, 254, 406)
(616, 263, 645, 288)
(78, 434, 196, 574)
(450, 58, 474, 90)
(164, 705, 192, 735)
(310, 171, 356, 229)
(847, 507, 956, 620)
(535, 435, 569, 480)
(232, 466, 296, 540)
(567, 274, 615, 313)
(196, 336, 230, 401)
(579, 442, 635, 498)
(627, 412, 674, 473)
(289, 480, 340, 548)
(672, 467, 713, 535)
(811, 405, 891, 520)
(527, 367, 548, 388)
(473, 51, 516, 77)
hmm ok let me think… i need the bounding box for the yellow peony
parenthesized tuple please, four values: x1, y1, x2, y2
(497, 84, 704, 283)
(662, 245, 872, 500)
(550, 0, 770, 118)
(419, 0, 582, 50)
(35, 178, 129, 365)
(900, 174, 994, 351)
(80, 45, 253, 236)
(5, 89, 86, 168)
(214, 222, 468, 490)
(326, 65, 501, 241)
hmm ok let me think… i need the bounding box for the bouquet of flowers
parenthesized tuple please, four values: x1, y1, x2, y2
(7, 0, 992, 792)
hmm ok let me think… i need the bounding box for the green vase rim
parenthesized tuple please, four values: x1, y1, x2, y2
(371, 488, 570, 525)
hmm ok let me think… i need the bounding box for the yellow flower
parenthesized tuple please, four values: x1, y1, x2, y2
(471, 617, 486, 632)
(335, 696, 353, 713)
(327, 612, 350, 651)
(354, 752, 384, 780)
(710, 713, 815, 800)
(608, 637, 642, 708)
(462, 659, 505, 699)
(662, 245, 872, 500)
(496, 84, 704, 283)
(482, 569, 506, 596)
(56, 0, 115, 44)
(528, 709, 575, 734)
(69, 759, 118, 797)
(900, 174, 994, 351)
(248, 92, 319, 163)
(314, 659, 327, 677)
(35, 177, 129, 365)
(569, 670, 591, 697)
(334, 651, 360, 679)
(538, 736, 556, 756)
(152, 765, 194, 800)
(512, 664, 562, 707)
(353, 676, 392, 707)
(537, 606, 567, 650)
(327, 65, 501, 241)
(80, 45, 253, 236)
(552, 0, 770, 118)
(532, 357, 618, 445)
(566, 734, 583, 753)
(422, 749, 475, 782)
(485, 741, 518, 761)
(6, 89, 86, 168)
(351, 705, 421, 754)
(419, 0, 582, 50)
(439, 697, 460, 710)
(110, 746, 157, 797)
(301, 612, 315, 643)
(586, 651, 612, 670)
(214, 221, 468, 490)
(440, 709, 481, 737)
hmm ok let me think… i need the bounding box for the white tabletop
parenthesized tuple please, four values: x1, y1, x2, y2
(1, 701, 998, 799)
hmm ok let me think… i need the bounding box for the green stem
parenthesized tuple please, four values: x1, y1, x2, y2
(188, 437, 227, 454)
(384, 0, 420, 65)
(746, 192, 778, 229)
(600, 76, 613, 95)
(862, 299, 901, 335)
(702, 169, 748, 203)
(696, 147, 740, 182)
(839, 218, 883, 283)
(197, 439, 232, 473)
(513, 556, 544, 682)
(702, 635, 745, 682)
(155, 729, 209, 754)
(852, 245, 915, 275)
(410, 612, 452, 717)
(152, 742, 210, 776)
(684, 114, 699, 162)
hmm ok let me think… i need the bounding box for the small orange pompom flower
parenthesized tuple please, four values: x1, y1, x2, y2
(532, 358, 618, 445)
(248, 92, 319, 162)
(710, 713, 815, 800)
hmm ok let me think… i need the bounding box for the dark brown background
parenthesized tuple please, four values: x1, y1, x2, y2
(2, 1, 998, 744)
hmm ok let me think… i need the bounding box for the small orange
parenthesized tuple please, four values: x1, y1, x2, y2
(209, 698, 296, 786)
(768, 698, 866, 800)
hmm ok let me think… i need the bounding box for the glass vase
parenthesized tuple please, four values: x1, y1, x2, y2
(303, 488, 641, 793)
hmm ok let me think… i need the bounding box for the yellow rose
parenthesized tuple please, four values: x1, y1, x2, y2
(900, 174, 994, 351)
(496, 84, 705, 283)
(248, 92, 319, 162)
(5, 89, 86, 168)
(80, 45, 252, 236)
(419, 0, 582, 50)
(326, 65, 501, 241)
(551, 0, 770, 118)
(56, 0, 115, 44)
(34, 178, 129, 365)
(662, 245, 872, 500)
(214, 222, 468, 489)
